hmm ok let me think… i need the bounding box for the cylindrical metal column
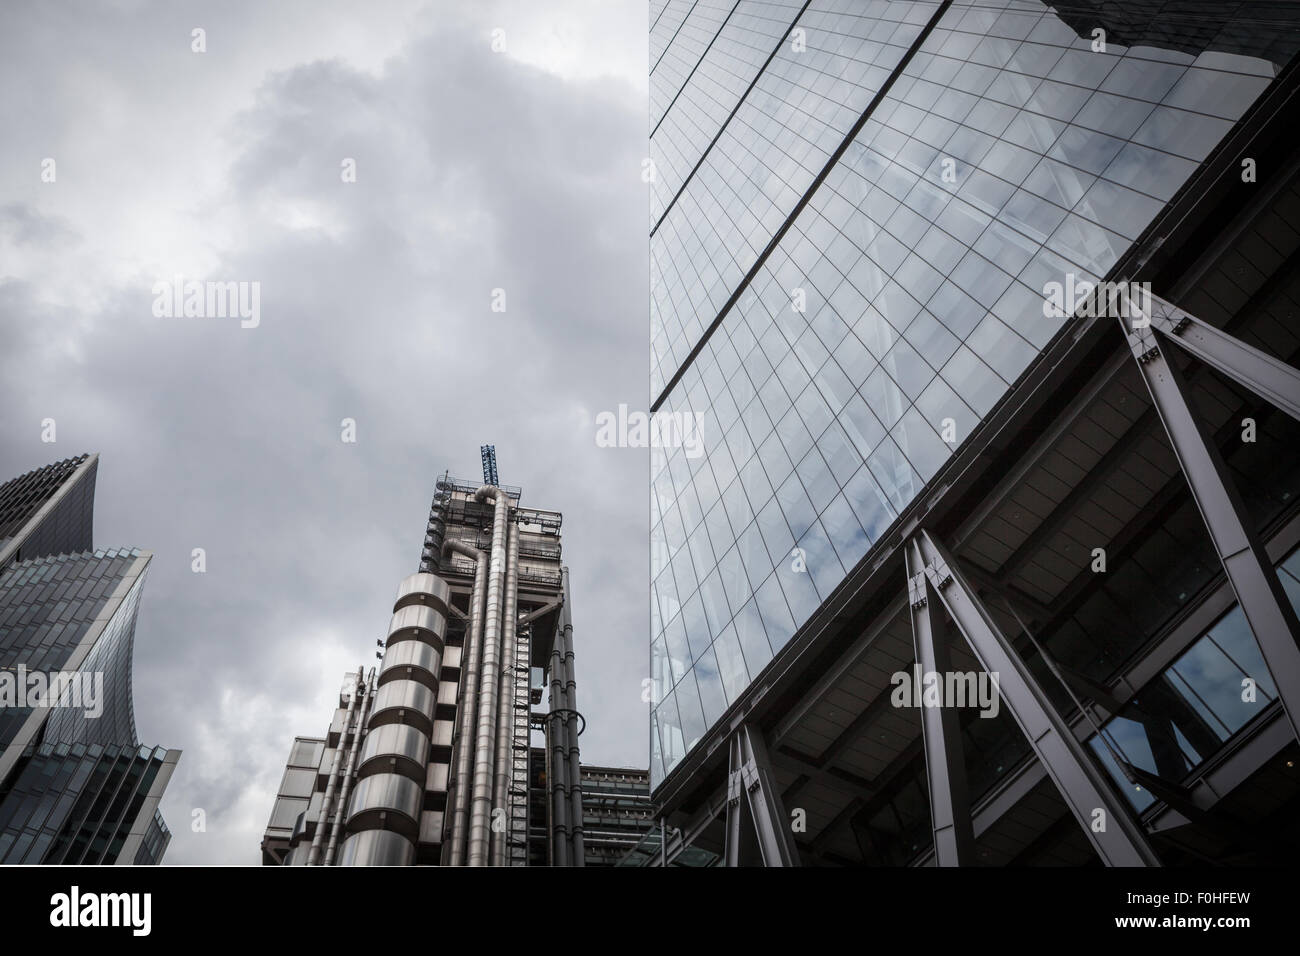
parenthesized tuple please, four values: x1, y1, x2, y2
(490, 519, 520, 865)
(544, 711, 556, 868)
(547, 609, 570, 866)
(444, 540, 487, 865)
(468, 486, 509, 865)
(560, 567, 585, 866)
(339, 572, 449, 865)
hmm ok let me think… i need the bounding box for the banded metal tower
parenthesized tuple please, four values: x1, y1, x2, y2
(262, 462, 586, 866)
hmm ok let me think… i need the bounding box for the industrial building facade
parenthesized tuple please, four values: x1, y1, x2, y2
(262, 464, 597, 865)
(0, 454, 179, 864)
(648, 0, 1300, 864)
(566, 762, 655, 866)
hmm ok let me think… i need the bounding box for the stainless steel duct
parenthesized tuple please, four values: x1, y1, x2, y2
(325, 668, 373, 865)
(337, 827, 416, 866)
(468, 486, 509, 865)
(307, 669, 362, 865)
(559, 568, 585, 866)
(490, 519, 520, 865)
(442, 539, 487, 865)
(544, 700, 556, 868)
(547, 611, 570, 867)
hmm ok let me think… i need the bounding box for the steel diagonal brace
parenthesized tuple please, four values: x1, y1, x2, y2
(724, 724, 800, 867)
(913, 529, 1162, 866)
(906, 540, 977, 866)
(1147, 294, 1300, 422)
(1119, 307, 1300, 742)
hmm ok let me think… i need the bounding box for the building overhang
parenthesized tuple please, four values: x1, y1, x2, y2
(651, 57, 1300, 864)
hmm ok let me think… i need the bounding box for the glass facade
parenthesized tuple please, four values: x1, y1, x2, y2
(0, 454, 95, 569)
(41, 566, 146, 749)
(0, 549, 145, 753)
(0, 741, 171, 863)
(1090, 546, 1300, 813)
(648, 0, 1300, 787)
(0, 457, 177, 863)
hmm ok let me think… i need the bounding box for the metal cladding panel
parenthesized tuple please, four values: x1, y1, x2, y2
(357, 723, 431, 781)
(368, 679, 437, 734)
(345, 772, 423, 836)
(394, 572, 451, 617)
(378, 638, 442, 689)
(338, 828, 416, 866)
(388, 604, 447, 650)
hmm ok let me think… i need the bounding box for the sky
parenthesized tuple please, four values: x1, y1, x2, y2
(0, 0, 650, 864)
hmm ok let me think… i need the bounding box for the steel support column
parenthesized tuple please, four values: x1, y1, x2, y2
(905, 540, 977, 866)
(911, 530, 1162, 866)
(1122, 307, 1300, 741)
(1147, 294, 1300, 423)
(546, 603, 570, 867)
(723, 724, 800, 867)
(561, 580, 586, 867)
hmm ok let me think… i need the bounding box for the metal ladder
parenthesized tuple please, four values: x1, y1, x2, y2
(506, 625, 532, 865)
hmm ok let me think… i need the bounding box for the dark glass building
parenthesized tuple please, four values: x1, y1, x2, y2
(0, 454, 96, 569)
(648, 0, 1300, 865)
(0, 454, 179, 864)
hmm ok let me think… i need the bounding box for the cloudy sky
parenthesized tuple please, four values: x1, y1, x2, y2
(0, 0, 650, 864)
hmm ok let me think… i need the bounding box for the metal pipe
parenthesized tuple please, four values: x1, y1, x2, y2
(547, 608, 570, 866)
(544, 709, 555, 868)
(325, 668, 373, 865)
(443, 539, 487, 865)
(491, 519, 520, 865)
(307, 670, 361, 865)
(560, 567, 585, 866)
(468, 486, 509, 865)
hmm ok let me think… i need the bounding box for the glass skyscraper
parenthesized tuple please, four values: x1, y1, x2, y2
(647, 0, 1300, 866)
(0, 454, 179, 864)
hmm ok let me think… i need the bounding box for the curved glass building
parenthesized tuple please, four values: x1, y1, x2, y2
(0, 454, 179, 864)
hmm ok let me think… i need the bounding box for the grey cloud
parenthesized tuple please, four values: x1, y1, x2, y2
(0, 203, 78, 246)
(0, 1, 649, 863)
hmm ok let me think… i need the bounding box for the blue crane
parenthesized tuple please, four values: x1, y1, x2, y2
(480, 445, 499, 487)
